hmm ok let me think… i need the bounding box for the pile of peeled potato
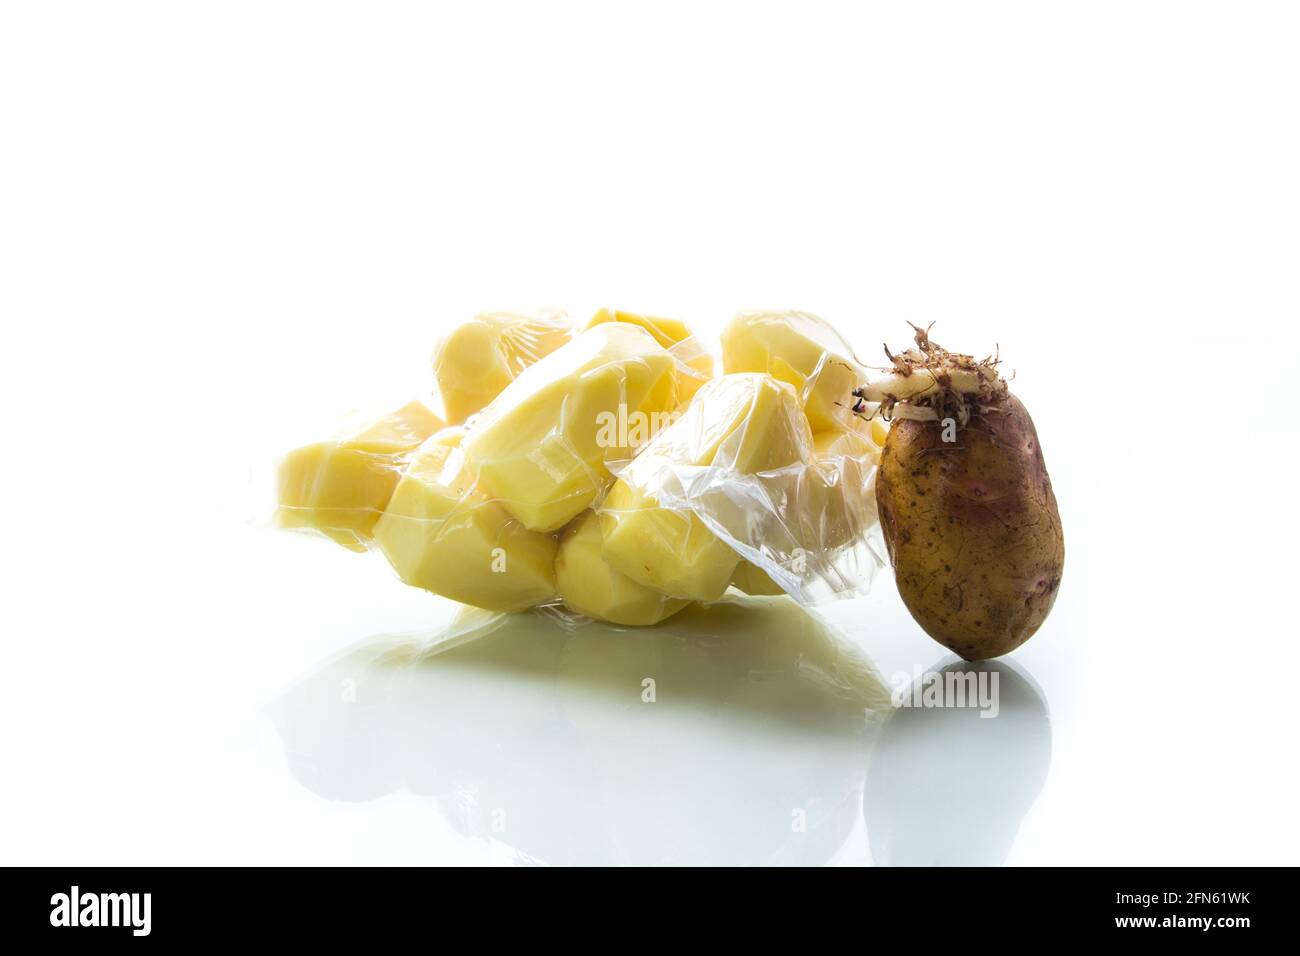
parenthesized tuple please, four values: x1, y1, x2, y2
(275, 310, 1063, 660)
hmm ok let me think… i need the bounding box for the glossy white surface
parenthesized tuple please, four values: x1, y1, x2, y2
(2, 1, 1297, 865)
(268, 601, 1058, 867)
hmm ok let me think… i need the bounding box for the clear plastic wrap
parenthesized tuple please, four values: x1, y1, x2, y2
(373, 424, 559, 612)
(270, 308, 887, 623)
(460, 321, 686, 532)
(273, 399, 446, 551)
(721, 310, 868, 433)
(431, 309, 573, 424)
(597, 372, 885, 607)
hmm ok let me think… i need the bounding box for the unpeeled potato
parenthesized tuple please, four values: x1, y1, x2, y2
(876, 394, 1064, 660)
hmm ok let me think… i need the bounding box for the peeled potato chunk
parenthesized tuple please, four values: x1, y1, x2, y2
(555, 510, 690, 626)
(721, 310, 865, 433)
(814, 426, 880, 465)
(276, 400, 445, 551)
(730, 561, 786, 596)
(462, 323, 680, 533)
(374, 427, 558, 611)
(725, 431, 880, 588)
(799, 428, 882, 553)
(582, 308, 713, 399)
(432, 311, 572, 424)
(869, 415, 890, 448)
(600, 373, 813, 602)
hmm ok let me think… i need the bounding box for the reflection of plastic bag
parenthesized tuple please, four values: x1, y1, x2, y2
(271, 309, 887, 623)
(269, 593, 891, 864)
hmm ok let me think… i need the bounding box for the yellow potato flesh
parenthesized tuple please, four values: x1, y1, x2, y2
(721, 310, 865, 433)
(724, 431, 880, 584)
(276, 400, 444, 551)
(730, 561, 786, 596)
(870, 415, 890, 448)
(555, 510, 690, 626)
(373, 427, 558, 611)
(600, 373, 813, 601)
(462, 323, 680, 532)
(583, 308, 713, 399)
(813, 426, 880, 465)
(432, 311, 572, 424)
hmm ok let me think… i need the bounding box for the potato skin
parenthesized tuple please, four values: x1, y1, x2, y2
(876, 394, 1064, 660)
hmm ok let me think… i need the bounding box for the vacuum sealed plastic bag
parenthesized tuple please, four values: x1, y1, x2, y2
(270, 308, 886, 622)
(461, 322, 684, 532)
(597, 371, 885, 607)
(274, 399, 446, 551)
(373, 425, 560, 611)
(721, 310, 867, 433)
(599, 373, 814, 603)
(431, 309, 573, 424)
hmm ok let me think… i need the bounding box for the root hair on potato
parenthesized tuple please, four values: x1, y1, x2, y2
(852, 323, 1007, 428)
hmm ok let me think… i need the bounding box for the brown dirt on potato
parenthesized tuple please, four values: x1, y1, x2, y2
(877, 393, 1064, 660)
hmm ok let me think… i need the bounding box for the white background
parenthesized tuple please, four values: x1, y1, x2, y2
(1, 1, 1297, 865)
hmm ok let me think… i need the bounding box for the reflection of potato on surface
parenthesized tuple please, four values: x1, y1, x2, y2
(865, 658, 1051, 865)
(556, 595, 888, 864)
(270, 596, 890, 865)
